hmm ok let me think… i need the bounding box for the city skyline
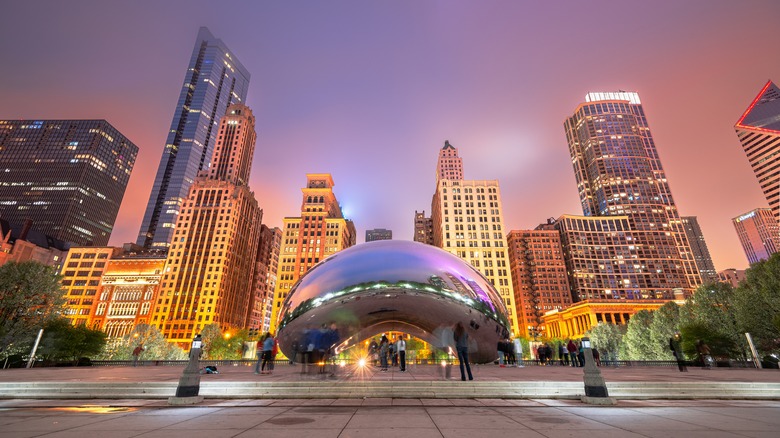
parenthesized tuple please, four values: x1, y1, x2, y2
(1, 1, 779, 270)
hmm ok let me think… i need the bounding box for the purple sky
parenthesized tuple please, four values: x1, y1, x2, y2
(1, 0, 778, 271)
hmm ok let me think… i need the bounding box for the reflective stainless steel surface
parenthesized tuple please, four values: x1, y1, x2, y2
(276, 240, 510, 363)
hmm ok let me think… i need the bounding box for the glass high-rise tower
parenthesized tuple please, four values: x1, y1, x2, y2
(562, 92, 701, 300)
(735, 80, 780, 225)
(137, 27, 250, 249)
(0, 119, 137, 246)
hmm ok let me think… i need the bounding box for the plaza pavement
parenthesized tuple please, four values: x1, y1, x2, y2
(1, 363, 780, 437)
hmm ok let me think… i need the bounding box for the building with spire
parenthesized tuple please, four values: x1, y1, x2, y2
(427, 141, 520, 336)
(270, 174, 356, 331)
(735, 80, 780, 225)
(150, 104, 262, 347)
(137, 27, 250, 249)
(560, 91, 701, 301)
(732, 208, 779, 265)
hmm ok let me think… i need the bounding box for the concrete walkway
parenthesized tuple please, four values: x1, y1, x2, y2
(1, 398, 779, 437)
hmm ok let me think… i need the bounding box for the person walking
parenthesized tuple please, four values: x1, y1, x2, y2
(132, 343, 144, 367)
(379, 335, 389, 371)
(454, 322, 473, 381)
(497, 339, 506, 367)
(513, 338, 524, 367)
(397, 335, 407, 372)
(559, 342, 568, 366)
(567, 339, 579, 367)
(260, 333, 275, 374)
(669, 333, 687, 372)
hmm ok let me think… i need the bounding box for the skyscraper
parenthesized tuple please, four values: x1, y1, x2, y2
(366, 228, 392, 242)
(137, 27, 250, 249)
(151, 104, 262, 346)
(563, 91, 701, 299)
(250, 224, 281, 333)
(732, 208, 779, 265)
(428, 141, 519, 336)
(0, 119, 137, 246)
(735, 80, 780, 225)
(680, 216, 718, 283)
(270, 174, 356, 331)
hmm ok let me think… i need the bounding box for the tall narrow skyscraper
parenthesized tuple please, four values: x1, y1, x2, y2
(732, 208, 779, 265)
(681, 216, 718, 283)
(0, 119, 137, 246)
(151, 104, 262, 347)
(137, 27, 250, 249)
(428, 141, 519, 336)
(735, 80, 780, 225)
(562, 92, 701, 299)
(270, 174, 356, 331)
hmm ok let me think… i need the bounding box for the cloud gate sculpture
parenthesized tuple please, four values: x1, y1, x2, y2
(275, 240, 511, 363)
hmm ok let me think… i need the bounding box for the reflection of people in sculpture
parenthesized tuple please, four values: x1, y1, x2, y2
(454, 321, 473, 381)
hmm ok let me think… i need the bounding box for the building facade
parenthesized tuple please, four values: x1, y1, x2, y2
(732, 208, 780, 265)
(137, 27, 250, 249)
(506, 226, 572, 339)
(0, 219, 68, 269)
(718, 268, 747, 288)
(681, 216, 718, 283)
(735, 80, 780, 225)
(428, 141, 519, 336)
(563, 91, 701, 298)
(250, 224, 281, 333)
(270, 174, 356, 331)
(0, 119, 137, 246)
(151, 104, 262, 347)
(60, 247, 123, 327)
(365, 228, 392, 242)
(413, 210, 434, 245)
(544, 300, 668, 340)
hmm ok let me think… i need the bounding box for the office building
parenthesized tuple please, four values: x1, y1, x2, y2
(414, 211, 434, 245)
(428, 141, 520, 336)
(270, 174, 356, 331)
(506, 226, 572, 338)
(0, 119, 137, 246)
(151, 104, 262, 347)
(735, 80, 780, 225)
(60, 246, 123, 327)
(681, 216, 718, 283)
(366, 228, 392, 242)
(0, 219, 68, 269)
(563, 91, 701, 299)
(732, 208, 780, 264)
(250, 224, 281, 333)
(137, 27, 250, 249)
(718, 268, 747, 288)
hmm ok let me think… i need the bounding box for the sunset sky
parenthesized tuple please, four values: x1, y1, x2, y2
(1, 0, 778, 271)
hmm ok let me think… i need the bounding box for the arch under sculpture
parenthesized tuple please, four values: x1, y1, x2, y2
(275, 240, 511, 363)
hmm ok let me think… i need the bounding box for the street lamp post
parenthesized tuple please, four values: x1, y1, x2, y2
(169, 334, 203, 405)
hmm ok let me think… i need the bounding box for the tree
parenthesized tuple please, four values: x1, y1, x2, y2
(0, 261, 66, 356)
(647, 302, 680, 360)
(733, 253, 780, 354)
(96, 324, 186, 360)
(37, 317, 106, 363)
(620, 310, 655, 360)
(679, 282, 745, 359)
(586, 323, 625, 362)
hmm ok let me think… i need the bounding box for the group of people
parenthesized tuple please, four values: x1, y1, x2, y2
(496, 338, 523, 367)
(254, 332, 278, 375)
(520, 339, 598, 367)
(368, 334, 407, 372)
(290, 323, 341, 375)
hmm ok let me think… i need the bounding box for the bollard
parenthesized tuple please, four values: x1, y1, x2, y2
(580, 337, 616, 406)
(168, 334, 204, 405)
